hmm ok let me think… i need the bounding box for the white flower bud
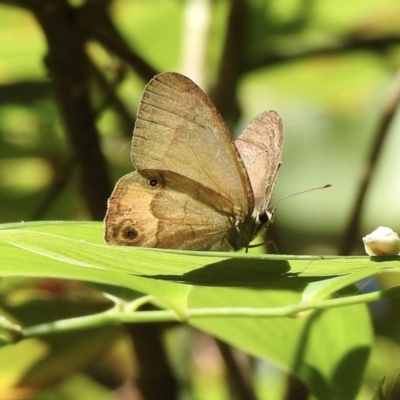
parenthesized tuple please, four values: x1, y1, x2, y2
(362, 226, 400, 256)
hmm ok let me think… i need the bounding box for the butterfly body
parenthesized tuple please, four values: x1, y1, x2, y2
(104, 72, 283, 251)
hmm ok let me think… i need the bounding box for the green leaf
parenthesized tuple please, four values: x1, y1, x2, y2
(1, 221, 399, 287)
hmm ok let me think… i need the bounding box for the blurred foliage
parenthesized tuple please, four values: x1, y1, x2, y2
(1, 0, 400, 398)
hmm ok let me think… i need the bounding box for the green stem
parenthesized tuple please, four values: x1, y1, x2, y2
(21, 285, 400, 339)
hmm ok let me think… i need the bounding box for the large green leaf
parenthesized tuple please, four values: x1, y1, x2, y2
(1, 222, 399, 286)
(1, 221, 398, 399)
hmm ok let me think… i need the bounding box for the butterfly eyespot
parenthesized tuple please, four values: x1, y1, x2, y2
(121, 227, 138, 240)
(148, 178, 159, 188)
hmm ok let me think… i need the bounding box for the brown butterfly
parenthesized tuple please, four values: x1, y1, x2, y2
(104, 72, 283, 251)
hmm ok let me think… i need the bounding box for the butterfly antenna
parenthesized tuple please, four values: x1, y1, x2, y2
(268, 184, 332, 210)
(246, 184, 331, 252)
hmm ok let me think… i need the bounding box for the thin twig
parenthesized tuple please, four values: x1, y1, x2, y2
(22, 284, 400, 338)
(79, 3, 158, 82)
(87, 57, 136, 137)
(246, 35, 400, 72)
(339, 70, 400, 255)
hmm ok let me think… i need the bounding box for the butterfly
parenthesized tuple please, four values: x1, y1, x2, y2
(104, 72, 283, 251)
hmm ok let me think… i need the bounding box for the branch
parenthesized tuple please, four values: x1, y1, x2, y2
(211, 0, 246, 127)
(216, 339, 258, 400)
(127, 323, 178, 400)
(21, 0, 112, 220)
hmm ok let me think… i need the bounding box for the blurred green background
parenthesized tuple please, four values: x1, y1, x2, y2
(1, 0, 400, 255)
(1, 0, 400, 398)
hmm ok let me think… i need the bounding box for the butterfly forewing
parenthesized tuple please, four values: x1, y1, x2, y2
(132, 72, 254, 219)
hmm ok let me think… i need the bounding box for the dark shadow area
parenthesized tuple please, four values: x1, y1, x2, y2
(139, 257, 337, 287)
